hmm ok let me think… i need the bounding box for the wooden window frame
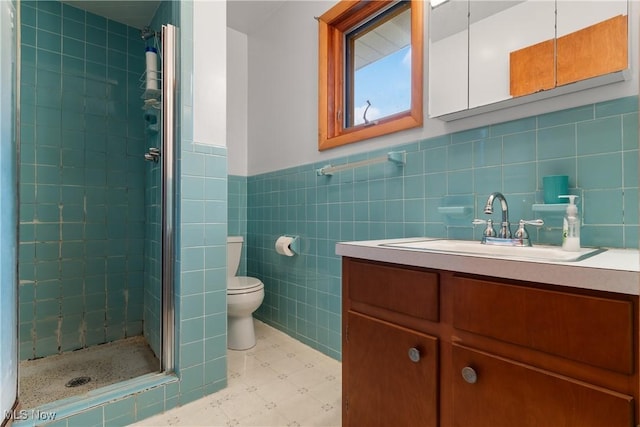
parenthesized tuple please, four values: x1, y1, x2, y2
(318, 0, 424, 151)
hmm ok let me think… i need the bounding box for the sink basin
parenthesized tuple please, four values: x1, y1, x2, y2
(380, 239, 606, 262)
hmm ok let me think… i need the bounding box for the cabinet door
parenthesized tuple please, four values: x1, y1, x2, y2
(428, 0, 468, 117)
(452, 344, 634, 427)
(556, 0, 627, 37)
(556, 0, 628, 86)
(468, 1, 555, 108)
(344, 311, 438, 427)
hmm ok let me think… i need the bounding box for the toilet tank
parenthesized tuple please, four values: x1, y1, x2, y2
(227, 236, 243, 277)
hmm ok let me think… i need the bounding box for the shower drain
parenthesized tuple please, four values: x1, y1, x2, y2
(65, 376, 91, 388)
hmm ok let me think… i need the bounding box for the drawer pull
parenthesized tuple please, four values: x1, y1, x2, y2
(461, 366, 478, 384)
(408, 347, 421, 363)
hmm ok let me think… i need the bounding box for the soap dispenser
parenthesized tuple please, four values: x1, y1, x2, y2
(559, 195, 580, 252)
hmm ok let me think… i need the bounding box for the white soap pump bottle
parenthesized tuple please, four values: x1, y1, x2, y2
(559, 195, 580, 252)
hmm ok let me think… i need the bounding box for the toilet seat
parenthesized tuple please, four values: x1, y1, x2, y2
(228, 276, 264, 295)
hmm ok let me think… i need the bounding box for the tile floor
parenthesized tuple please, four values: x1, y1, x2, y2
(134, 320, 342, 426)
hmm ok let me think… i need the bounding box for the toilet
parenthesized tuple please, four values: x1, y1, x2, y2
(227, 236, 265, 350)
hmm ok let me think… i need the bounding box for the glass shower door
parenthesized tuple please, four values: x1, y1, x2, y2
(143, 23, 176, 373)
(0, 0, 19, 421)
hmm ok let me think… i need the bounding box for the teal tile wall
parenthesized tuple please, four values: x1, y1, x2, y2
(18, 1, 150, 360)
(244, 96, 639, 360)
(173, 0, 229, 400)
(149, 0, 177, 33)
(175, 142, 228, 403)
(228, 175, 247, 275)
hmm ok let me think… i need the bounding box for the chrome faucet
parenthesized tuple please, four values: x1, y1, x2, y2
(484, 192, 511, 238)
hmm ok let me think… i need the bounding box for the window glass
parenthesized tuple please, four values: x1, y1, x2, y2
(347, 4, 412, 127)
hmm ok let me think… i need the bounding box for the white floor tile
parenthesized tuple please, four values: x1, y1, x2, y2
(265, 353, 308, 375)
(238, 406, 291, 427)
(276, 393, 327, 426)
(132, 320, 341, 427)
(254, 377, 300, 403)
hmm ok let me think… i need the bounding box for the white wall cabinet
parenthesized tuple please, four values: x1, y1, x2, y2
(557, 0, 627, 37)
(428, 0, 468, 117)
(429, 0, 629, 121)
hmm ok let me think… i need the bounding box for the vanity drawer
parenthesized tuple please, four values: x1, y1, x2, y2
(345, 259, 439, 322)
(452, 275, 634, 374)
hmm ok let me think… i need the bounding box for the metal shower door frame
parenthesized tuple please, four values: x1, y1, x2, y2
(161, 23, 176, 374)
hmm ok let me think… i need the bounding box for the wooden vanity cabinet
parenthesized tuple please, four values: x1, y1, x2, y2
(342, 257, 639, 427)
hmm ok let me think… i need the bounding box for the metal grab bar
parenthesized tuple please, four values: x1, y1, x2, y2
(316, 151, 406, 176)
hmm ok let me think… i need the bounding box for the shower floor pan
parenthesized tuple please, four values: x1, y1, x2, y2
(19, 336, 159, 409)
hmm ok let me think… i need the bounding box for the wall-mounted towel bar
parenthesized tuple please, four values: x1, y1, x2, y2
(316, 151, 406, 176)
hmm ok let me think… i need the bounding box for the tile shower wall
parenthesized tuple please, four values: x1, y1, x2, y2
(143, 112, 161, 358)
(19, 1, 148, 360)
(245, 96, 639, 360)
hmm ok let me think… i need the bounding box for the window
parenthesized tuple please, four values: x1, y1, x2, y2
(318, 0, 423, 151)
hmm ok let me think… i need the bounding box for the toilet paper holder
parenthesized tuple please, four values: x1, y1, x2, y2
(276, 235, 300, 255)
(288, 235, 300, 253)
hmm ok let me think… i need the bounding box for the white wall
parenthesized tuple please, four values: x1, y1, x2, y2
(227, 28, 248, 176)
(194, 0, 226, 146)
(244, 0, 639, 176)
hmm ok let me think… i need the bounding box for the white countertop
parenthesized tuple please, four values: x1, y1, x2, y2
(336, 238, 640, 295)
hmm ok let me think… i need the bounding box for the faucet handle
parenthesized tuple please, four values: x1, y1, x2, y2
(520, 219, 544, 227)
(472, 218, 497, 240)
(514, 219, 544, 246)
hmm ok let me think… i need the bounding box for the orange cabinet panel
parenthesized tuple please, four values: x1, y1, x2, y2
(510, 39, 555, 97)
(557, 14, 628, 86)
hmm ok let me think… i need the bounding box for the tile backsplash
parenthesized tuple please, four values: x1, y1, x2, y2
(231, 95, 639, 360)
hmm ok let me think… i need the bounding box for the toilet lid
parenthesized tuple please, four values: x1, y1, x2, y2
(228, 276, 264, 294)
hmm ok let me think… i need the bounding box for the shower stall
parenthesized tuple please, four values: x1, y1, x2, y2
(4, 0, 177, 413)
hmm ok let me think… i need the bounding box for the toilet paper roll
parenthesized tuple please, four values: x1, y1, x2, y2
(275, 236, 295, 256)
(145, 47, 158, 90)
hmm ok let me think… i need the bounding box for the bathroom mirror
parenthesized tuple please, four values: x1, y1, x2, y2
(428, 0, 468, 117)
(468, 0, 554, 108)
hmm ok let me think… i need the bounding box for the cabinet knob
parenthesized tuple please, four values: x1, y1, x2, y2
(461, 366, 478, 384)
(408, 347, 421, 363)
